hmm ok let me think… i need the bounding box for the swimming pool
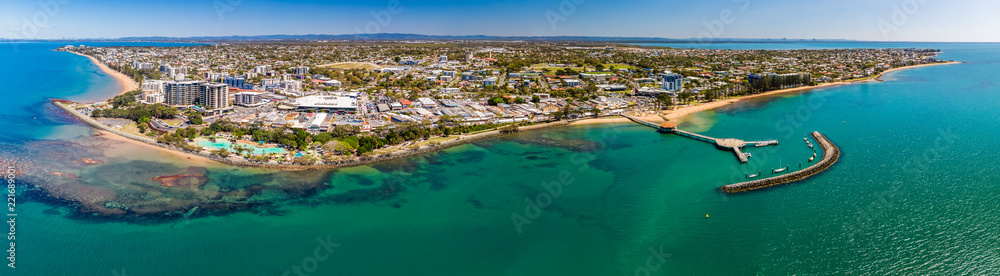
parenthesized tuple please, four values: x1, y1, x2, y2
(194, 139, 288, 155)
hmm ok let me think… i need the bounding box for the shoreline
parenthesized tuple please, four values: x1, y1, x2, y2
(56, 98, 577, 170)
(67, 51, 139, 102)
(662, 61, 963, 122)
(60, 52, 958, 170)
(570, 61, 962, 126)
(96, 130, 224, 168)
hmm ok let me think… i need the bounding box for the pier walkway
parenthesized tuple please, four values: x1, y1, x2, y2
(622, 115, 778, 163)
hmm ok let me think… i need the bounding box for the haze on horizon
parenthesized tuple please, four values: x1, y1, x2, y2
(1, 0, 998, 42)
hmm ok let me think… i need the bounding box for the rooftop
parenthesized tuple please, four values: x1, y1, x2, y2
(294, 95, 357, 109)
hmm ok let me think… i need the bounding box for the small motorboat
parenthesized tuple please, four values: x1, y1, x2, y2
(746, 153, 752, 158)
(808, 143, 814, 149)
(809, 156, 815, 162)
(747, 170, 761, 179)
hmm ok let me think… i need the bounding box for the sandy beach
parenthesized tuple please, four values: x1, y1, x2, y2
(96, 130, 223, 168)
(571, 61, 962, 126)
(568, 116, 634, 125)
(69, 51, 139, 100)
(875, 61, 961, 80)
(67, 52, 224, 167)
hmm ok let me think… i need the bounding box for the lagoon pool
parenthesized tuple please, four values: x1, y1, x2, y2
(195, 139, 288, 155)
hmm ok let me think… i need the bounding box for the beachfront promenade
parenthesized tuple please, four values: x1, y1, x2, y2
(621, 115, 778, 163)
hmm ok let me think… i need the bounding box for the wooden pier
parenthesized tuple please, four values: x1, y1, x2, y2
(721, 131, 840, 193)
(622, 115, 778, 163)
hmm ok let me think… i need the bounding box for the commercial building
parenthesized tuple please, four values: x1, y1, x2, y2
(262, 78, 280, 86)
(200, 83, 230, 110)
(660, 72, 683, 91)
(282, 80, 302, 92)
(637, 86, 675, 97)
(293, 95, 358, 113)
(234, 92, 264, 107)
(580, 73, 608, 82)
(141, 80, 165, 97)
(748, 72, 811, 90)
(597, 84, 628, 92)
(144, 93, 165, 104)
(164, 80, 203, 106)
(223, 77, 247, 89)
(160, 65, 187, 79)
(164, 81, 230, 110)
(253, 65, 270, 74)
(417, 97, 438, 108)
(483, 77, 498, 86)
(132, 62, 155, 70)
(292, 66, 310, 75)
(205, 72, 227, 82)
(564, 79, 582, 87)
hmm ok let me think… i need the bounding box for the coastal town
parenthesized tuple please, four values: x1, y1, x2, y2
(55, 42, 947, 167)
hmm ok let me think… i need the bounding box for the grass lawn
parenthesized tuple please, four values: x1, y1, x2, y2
(411, 136, 456, 148)
(604, 63, 638, 70)
(318, 62, 382, 70)
(118, 122, 149, 137)
(160, 118, 183, 127)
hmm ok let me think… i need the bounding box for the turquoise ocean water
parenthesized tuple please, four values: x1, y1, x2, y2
(3, 42, 1000, 275)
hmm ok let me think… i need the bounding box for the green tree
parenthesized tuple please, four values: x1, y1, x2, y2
(656, 93, 674, 110)
(488, 96, 505, 106)
(188, 113, 204, 125)
(678, 91, 694, 104)
(137, 116, 151, 133)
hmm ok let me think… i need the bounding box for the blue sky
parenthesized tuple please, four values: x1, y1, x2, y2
(1, 0, 997, 42)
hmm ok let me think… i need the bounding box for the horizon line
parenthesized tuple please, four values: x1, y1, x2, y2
(1, 33, 997, 43)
